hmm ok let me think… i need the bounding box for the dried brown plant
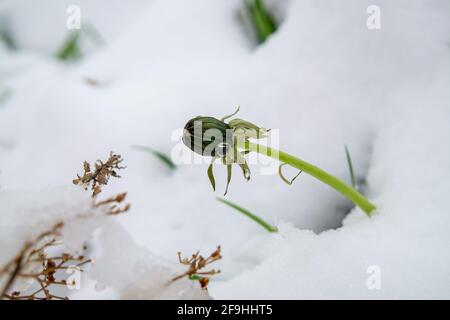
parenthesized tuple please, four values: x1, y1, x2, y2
(83, 77, 100, 87)
(73, 152, 130, 213)
(73, 151, 125, 197)
(94, 192, 131, 215)
(172, 246, 222, 290)
(0, 152, 131, 300)
(0, 222, 91, 300)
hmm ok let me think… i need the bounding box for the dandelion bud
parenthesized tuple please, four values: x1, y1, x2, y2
(182, 116, 231, 157)
(182, 108, 267, 195)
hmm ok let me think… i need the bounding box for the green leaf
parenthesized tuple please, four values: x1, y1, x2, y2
(245, 0, 277, 44)
(133, 145, 177, 170)
(55, 23, 103, 61)
(207, 159, 216, 191)
(216, 197, 278, 233)
(55, 30, 82, 61)
(224, 164, 232, 195)
(238, 162, 251, 181)
(344, 144, 356, 188)
(0, 28, 16, 50)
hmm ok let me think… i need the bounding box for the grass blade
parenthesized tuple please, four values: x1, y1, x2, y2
(207, 160, 216, 191)
(344, 144, 356, 188)
(0, 28, 16, 50)
(245, 0, 277, 44)
(216, 197, 278, 233)
(55, 23, 103, 61)
(133, 145, 177, 170)
(55, 30, 82, 61)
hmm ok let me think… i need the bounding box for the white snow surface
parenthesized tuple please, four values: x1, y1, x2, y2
(0, 0, 449, 299)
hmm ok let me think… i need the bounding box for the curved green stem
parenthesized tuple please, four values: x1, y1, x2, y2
(238, 141, 376, 216)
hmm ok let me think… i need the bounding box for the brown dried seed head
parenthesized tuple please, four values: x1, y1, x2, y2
(199, 278, 210, 289)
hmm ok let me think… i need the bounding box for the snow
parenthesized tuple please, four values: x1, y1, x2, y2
(1, 0, 449, 299)
(0, 186, 207, 299)
(0, 186, 92, 267)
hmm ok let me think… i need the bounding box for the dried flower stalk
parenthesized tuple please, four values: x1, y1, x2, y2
(172, 246, 222, 290)
(1, 152, 131, 300)
(94, 192, 131, 215)
(0, 223, 91, 300)
(73, 151, 125, 197)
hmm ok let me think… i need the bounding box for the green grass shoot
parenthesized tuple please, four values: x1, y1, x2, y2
(0, 28, 16, 50)
(133, 145, 177, 170)
(55, 30, 82, 61)
(245, 0, 277, 44)
(216, 197, 278, 232)
(55, 23, 103, 61)
(344, 144, 356, 188)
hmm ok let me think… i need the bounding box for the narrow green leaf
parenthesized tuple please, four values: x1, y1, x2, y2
(207, 160, 216, 191)
(344, 144, 356, 188)
(133, 145, 177, 170)
(224, 164, 232, 195)
(238, 163, 251, 180)
(216, 197, 278, 233)
(245, 0, 277, 44)
(55, 30, 82, 61)
(55, 23, 103, 61)
(0, 28, 16, 50)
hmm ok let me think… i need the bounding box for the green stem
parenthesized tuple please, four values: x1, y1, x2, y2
(238, 141, 376, 216)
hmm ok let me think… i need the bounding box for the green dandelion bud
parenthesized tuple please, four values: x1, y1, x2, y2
(182, 107, 377, 217)
(182, 116, 231, 158)
(182, 107, 268, 195)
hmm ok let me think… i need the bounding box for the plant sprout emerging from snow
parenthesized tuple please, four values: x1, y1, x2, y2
(217, 197, 278, 232)
(133, 145, 177, 171)
(344, 144, 356, 188)
(55, 23, 103, 61)
(182, 108, 377, 216)
(0, 22, 17, 50)
(245, 0, 277, 44)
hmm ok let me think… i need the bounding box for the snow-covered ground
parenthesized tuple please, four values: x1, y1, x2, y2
(0, 0, 449, 299)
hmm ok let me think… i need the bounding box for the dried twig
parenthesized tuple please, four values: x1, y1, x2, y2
(73, 152, 130, 214)
(1, 151, 131, 300)
(73, 152, 125, 197)
(172, 246, 222, 290)
(94, 192, 131, 215)
(0, 223, 91, 300)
